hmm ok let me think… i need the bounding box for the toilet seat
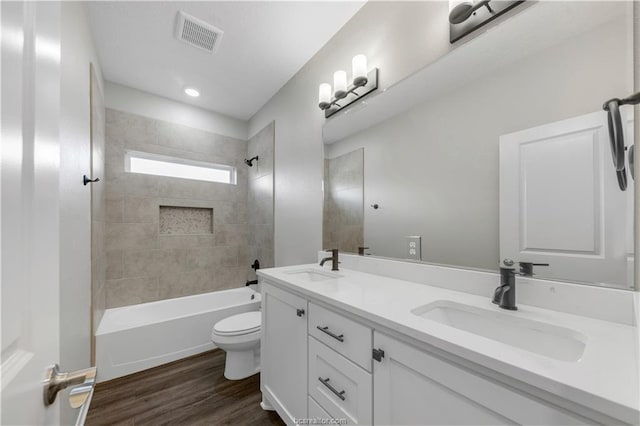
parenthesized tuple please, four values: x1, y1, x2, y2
(213, 311, 261, 336)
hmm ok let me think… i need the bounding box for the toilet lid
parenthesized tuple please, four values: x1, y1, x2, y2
(214, 311, 261, 336)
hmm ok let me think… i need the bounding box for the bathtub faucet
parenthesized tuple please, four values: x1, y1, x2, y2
(245, 279, 258, 286)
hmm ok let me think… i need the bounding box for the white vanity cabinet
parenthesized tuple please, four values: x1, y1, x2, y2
(261, 279, 613, 426)
(261, 283, 308, 425)
(372, 332, 592, 426)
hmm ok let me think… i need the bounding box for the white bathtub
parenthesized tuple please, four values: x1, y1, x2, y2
(95, 287, 261, 382)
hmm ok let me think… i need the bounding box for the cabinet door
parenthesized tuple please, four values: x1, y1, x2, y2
(373, 332, 591, 425)
(261, 282, 308, 425)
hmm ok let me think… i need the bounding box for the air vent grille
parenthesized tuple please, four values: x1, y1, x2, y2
(175, 11, 223, 53)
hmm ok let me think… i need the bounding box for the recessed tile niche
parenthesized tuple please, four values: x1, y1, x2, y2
(159, 206, 213, 235)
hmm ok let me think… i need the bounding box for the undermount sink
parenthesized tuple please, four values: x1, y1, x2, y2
(412, 300, 587, 362)
(284, 269, 342, 282)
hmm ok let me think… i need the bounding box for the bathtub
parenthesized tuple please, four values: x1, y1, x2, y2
(95, 287, 261, 382)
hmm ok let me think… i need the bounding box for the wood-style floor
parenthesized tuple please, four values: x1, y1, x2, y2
(86, 350, 285, 426)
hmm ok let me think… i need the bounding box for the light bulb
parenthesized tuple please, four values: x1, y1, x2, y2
(352, 54, 368, 86)
(184, 87, 200, 97)
(318, 83, 332, 109)
(333, 70, 348, 99)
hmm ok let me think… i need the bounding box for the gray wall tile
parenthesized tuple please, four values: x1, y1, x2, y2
(246, 122, 275, 279)
(106, 250, 123, 280)
(105, 277, 159, 308)
(104, 109, 251, 307)
(323, 149, 364, 253)
(124, 196, 158, 223)
(105, 193, 124, 223)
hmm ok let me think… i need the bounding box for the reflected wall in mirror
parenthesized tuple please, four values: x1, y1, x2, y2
(323, 2, 635, 289)
(323, 148, 364, 253)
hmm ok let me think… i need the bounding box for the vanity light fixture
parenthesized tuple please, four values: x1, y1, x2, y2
(184, 87, 200, 97)
(449, 0, 493, 24)
(448, 0, 525, 43)
(317, 54, 378, 118)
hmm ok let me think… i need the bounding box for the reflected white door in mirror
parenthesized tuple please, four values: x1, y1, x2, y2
(258, 253, 639, 425)
(500, 111, 634, 289)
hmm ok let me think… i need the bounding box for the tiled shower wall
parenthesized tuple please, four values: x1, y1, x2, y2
(323, 148, 364, 253)
(247, 122, 275, 279)
(104, 109, 250, 308)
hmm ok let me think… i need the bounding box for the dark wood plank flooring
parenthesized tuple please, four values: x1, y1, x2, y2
(86, 350, 284, 426)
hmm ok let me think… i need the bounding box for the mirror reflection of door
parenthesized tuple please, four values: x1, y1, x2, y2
(500, 111, 634, 288)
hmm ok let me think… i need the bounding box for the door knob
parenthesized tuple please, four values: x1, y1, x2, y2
(43, 364, 96, 407)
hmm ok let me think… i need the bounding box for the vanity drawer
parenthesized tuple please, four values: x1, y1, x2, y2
(308, 396, 333, 422)
(308, 337, 372, 425)
(308, 303, 372, 371)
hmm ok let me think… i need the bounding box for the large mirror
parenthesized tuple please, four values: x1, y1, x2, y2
(323, 1, 636, 289)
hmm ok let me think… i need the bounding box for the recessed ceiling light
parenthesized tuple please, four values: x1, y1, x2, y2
(184, 87, 200, 97)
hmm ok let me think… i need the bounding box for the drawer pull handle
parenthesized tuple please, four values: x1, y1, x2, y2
(296, 308, 305, 317)
(318, 377, 346, 401)
(316, 326, 344, 342)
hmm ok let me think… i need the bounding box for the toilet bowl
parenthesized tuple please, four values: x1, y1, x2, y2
(211, 310, 261, 380)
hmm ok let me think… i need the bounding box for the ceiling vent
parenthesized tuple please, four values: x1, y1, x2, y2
(175, 11, 223, 53)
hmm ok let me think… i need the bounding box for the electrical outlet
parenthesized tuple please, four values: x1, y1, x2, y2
(405, 236, 421, 260)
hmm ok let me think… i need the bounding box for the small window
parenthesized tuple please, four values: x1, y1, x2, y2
(125, 151, 236, 184)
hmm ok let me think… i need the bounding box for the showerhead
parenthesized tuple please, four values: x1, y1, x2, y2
(449, 0, 493, 24)
(244, 156, 259, 167)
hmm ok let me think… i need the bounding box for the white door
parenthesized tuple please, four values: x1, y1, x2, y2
(500, 111, 632, 288)
(1, 1, 62, 424)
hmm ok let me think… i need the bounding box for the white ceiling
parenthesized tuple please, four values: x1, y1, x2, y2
(87, 1, 365, 120)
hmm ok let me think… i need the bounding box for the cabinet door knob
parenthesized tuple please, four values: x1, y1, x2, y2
(296, 308, 305, 317)
(373, 348, 385, 362)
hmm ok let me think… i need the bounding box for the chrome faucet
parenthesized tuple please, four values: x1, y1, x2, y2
(320, 249, 340, 271)
(492, 262, 549, 310)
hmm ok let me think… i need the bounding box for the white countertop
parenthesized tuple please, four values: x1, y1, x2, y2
(258, 264, 640, 424)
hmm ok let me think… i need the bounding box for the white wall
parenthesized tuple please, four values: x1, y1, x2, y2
(59, 2, 102, 424)
(249, 1, 455, 266)
(325, 18, 631, 270)
(104, 81, 248, 140)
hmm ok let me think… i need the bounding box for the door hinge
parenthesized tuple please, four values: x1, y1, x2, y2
(372, 348, 385, 362)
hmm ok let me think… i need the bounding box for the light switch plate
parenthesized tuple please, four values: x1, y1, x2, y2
(405, 236, 422, 261)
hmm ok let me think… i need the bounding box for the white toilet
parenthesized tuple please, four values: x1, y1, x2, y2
(211, 310, 261, 380)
